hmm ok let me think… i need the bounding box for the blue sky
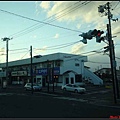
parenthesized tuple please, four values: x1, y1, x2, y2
(0, 1, 120, 72)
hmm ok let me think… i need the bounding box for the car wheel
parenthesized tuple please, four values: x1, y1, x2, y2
(74, 89, 78, 93)
(39, 89, 42, 91)
(63, 88, 66, 91)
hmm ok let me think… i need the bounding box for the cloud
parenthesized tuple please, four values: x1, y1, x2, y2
(112, 21, 120, 37)
(0, 48, 5, 56)
(30, 35, 37, 39)
(33, 35, 37, 38)
(0, 48, 5, 52)
(37, 1, 120, 36)
(35, 1, 41, 16)
(85, 53, 110, 72)
(40, 1, 107, 23)
(71, 43, 86, 54)
(38, 1, 120, 29)
(76, 23, 81, 29)
(54, 33, 59, 39)
(34, 46, 47, 53)
(40, 1, 51, 10)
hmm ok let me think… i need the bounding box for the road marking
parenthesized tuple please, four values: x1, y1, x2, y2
(0, 93, 14, 96)
(84, 90, 111, 95)
(53, 96, 88, 102)
(40, 92, 58, 97)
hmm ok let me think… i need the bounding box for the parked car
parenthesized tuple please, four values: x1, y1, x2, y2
(61, 84, 86, 93)
(24, 83, 42, 91)
(74, 82, 86, 87)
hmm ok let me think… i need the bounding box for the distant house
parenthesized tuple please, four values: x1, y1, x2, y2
(94, 68, 120, 81)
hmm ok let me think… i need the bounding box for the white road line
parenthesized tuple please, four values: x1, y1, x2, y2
(84, 90, 111, 95)
(53, 96, 88, 102)
(0, 93, 14, 96)
(40, 92, 58, 97)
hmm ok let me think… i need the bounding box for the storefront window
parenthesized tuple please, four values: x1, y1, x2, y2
(55, 61, 61, 67)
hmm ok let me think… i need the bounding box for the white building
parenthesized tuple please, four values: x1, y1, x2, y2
(0, 52, 103, 86)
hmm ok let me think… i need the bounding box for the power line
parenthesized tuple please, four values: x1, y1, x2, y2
(9, 48, 28, 51)
(65, 52, 101, 62)
(20, 50, 30, 59)
(8, 1, 91, 39)
(34, 40, 81, 50)
(0, 8, 83, 39)
(8, 40, 81, 54)
(88, 60, 110, 64)
(10, 32, 78, 46)
(8, 1, 81, 38)
(112, 1, 120, 11)
(9, 50, 29, 54)
(64, 47, 105, 62)
(113, 31, 120, 35)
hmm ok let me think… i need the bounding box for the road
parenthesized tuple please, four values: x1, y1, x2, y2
(0, 92, 120, 118)
(0, 84, 119, 118)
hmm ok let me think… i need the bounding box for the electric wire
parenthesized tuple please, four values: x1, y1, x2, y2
(8, 1, 91, 39)
(88, 60, 110, 64)
(9, 48, 28, 51)
(112, 1, 120, 11)
(9, 40, 81, 54)
(9, 51, 29, 54)
(34, 40, 80, 50)
(113, 31, 120, 35)
(8, 1, 81, 38)
(64, 47, 105, 62)
(0, 8, 83, 39)
(20, 50, 30, 59)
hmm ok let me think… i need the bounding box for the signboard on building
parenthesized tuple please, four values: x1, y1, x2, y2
(36, 68, 48, 75)
(36, 67, 60, 75)
(11, 71, 27, 76)
(54, 67, 60, 75)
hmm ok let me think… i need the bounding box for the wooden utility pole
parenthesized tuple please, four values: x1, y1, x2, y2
(30, 46, 33, 94)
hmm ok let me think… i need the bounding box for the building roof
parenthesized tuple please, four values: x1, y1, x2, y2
(0, 52, 87, 68)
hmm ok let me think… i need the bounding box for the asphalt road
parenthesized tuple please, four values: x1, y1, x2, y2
(0, 92, 120, 118)
(0, 85, 120, 118)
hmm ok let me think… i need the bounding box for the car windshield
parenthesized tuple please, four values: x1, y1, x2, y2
(27, 83, 31, 86)
(26, 83, 39, 86)
(73, 85, 79, 87)
(33, 83, 39, 86)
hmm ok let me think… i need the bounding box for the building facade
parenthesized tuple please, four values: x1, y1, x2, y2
(0, 52, 88, 87)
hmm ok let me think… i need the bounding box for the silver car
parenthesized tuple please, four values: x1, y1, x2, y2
(24, 83, 42, 91)
(61, 84, 86, 93)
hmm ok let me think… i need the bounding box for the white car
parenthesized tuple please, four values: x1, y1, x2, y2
(61, 84, 86, 93)
(24, 83, 42, 91)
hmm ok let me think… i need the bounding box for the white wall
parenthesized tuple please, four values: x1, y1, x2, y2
(84, 68, 103, 85)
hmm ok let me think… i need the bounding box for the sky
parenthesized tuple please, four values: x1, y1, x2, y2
(0, 1, 120, 72)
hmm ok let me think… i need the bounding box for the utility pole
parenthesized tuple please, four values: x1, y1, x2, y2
(107, 2, 119, 101)
(47, 60, 49, 93)
(107, 24, 117, 103)
(98, 2, 119, 103)
(2, 37, 12, 87)
(52, 61, 54, 92)
(30, 46, 33, 94)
